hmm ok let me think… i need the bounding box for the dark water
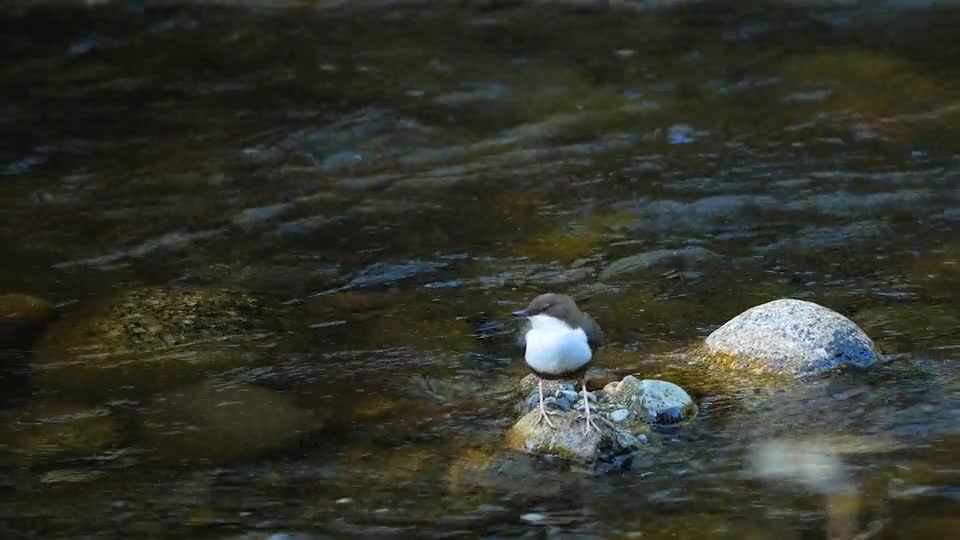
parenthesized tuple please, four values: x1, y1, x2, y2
(1, 1, 959, 538)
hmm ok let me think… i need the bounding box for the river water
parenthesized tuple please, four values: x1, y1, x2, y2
(0, 1, 958, 538)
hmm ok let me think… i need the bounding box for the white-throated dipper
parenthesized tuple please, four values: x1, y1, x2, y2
(512, 293, 604, 433)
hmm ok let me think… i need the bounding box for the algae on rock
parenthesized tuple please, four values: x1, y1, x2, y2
(33, 286, 288, 399)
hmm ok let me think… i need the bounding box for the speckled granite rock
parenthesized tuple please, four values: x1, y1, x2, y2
(701, 298, 879, 378)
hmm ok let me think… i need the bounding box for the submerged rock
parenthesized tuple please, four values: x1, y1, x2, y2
(701, 298, 879, 378)
(0, 293, 54, 348)
(140, 382, 325, 465)
(32, 286, 286, 399)
(446, 447, 582, 496)
(506, 374, 696, 464)
(327, 260, 449, 293)
(0, 400, 121, 466)
(601, 246, 719, 279)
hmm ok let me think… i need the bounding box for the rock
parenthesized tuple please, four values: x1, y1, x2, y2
(446, 448, 569, 496)
(325, 260, 449, 293)
(39, 468, 107, 485)
(0, 293, 54, 348)
(603, 376, 698, 426)
(0, 400, 121, 466)
(507, 373, 697, 464)
(140, 382, 326, 465)
(600, 246, 718, 279)
(516, 371, 612, 400)
(610, 409, 629, 422)
(701, 298, 879, 377)
(32, 286, 286, 399)
(504, 409, 608, 461)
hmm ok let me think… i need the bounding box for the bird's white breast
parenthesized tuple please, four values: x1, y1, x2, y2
(523, 314, 592, 375)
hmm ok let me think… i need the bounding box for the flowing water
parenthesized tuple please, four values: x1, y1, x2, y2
(1, 1, 958, 538)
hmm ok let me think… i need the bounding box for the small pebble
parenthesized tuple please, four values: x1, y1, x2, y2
(335, 497, 353, 504)
(610, 409, 630, 422)
(560, 390, 579, 402)
(521, 512, 546, 523)
(552, 396, 572, 411)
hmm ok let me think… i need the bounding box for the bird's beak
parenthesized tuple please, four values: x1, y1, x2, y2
(511, 310, 529, 318)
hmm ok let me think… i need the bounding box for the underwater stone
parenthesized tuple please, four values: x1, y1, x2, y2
(0, 400, 121, 466)
(0, 293, 54, 348)
(140, 382, 325, 465)
(32, 286, 285, 400)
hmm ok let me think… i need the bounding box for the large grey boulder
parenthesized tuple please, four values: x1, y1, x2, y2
(702, 298, 879, 378)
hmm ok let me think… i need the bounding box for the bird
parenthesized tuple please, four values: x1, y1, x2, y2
(512, 293, 604, 433)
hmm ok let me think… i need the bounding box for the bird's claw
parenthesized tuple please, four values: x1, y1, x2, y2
(537, 405, 559, 428)
(578, 412, 602, 434)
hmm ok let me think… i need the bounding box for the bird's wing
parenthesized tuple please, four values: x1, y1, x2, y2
(581, 313, 605, 349)
(515, 318, 531, 350)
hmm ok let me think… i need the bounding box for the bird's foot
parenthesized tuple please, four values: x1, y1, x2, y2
(577, 389, 602, 434)
(577, 411, 602, 434)
(536, 402, 560, 428)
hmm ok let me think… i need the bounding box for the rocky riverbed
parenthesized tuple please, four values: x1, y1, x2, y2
(1, 1, 959, 538)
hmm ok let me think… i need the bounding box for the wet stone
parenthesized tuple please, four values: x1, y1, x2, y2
(700, 298, 880, 378)
(140, 382, 326, 465)
(602, 377, 698, 426)
(329, 260, 449, 293)
(32, 286, 288, 400)
(600, 246, 719, 279)
(507, 374, 697, 465)
(0, 400, 122, 466)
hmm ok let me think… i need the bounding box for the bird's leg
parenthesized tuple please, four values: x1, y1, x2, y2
(579, 376, 601, 434)
(536, 378, 558, 428)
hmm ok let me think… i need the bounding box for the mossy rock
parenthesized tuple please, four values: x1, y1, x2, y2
(32, 286, 287, 400)
(504, 408, 609, 461)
